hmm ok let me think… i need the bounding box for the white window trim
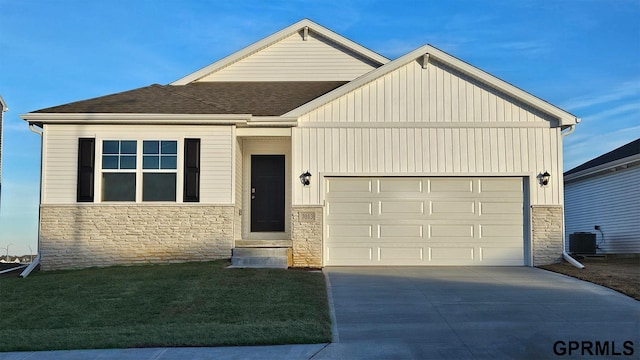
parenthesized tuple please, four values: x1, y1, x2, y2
(95, 137, 184, 203)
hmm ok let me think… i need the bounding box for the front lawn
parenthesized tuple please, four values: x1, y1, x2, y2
(0, 260, 331, 351)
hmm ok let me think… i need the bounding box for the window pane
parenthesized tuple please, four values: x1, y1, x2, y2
(102, 173, 136, 201)
(161, 156, 177, 169)
(120, 155, 137, 169)
(143, 141, 159, 154)
(143, 173, 176, 201)
(102, 155, 119, 169)
(103, 141, 119, 154)
(161, 141, 177, 154)
(121, 141, 137, 154)
(143, 155, 159, 169)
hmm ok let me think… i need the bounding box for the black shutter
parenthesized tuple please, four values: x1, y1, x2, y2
(77, 138, 95, 202)
(183, 138, 200, 202)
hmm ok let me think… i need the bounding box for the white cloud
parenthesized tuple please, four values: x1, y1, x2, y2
(562, 81, 640, 110)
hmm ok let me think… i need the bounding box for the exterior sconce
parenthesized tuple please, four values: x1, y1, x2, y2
(299, 171, 312, 186)
(539, 171, 551, 186)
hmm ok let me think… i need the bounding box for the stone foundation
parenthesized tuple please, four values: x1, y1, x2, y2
(39, 204, 234, 270)
(290, 206, 323, 267)
(531, 205, 564, 266)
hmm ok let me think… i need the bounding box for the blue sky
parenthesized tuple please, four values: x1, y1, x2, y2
(1, 0, 638, 256)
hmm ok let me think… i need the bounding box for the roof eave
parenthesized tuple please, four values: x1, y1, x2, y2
(20, 113, 298, 127)
(171, 19, 390, 85)
(564, 153, 640, 183)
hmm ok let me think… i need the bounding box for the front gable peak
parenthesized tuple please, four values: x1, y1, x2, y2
(172, 19, 389, 85)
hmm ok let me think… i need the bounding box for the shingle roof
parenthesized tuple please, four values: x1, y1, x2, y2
(34, 82, 348, 116)
(565, 138, 640, 175)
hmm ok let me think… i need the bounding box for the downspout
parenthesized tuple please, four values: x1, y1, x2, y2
(21, 124, 43, 277)
(560, 123, 584, 269)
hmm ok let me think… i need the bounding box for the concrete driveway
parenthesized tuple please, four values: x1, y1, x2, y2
(316, 267, 640, 359)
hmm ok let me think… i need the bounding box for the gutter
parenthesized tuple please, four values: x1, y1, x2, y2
(559, 122, 585, 269)
(21, 124, 44, 277)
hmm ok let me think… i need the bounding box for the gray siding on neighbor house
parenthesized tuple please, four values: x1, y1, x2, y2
(564, 165, 640, 254)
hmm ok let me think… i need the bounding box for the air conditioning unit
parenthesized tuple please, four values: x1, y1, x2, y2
(569, 232, 596, 255)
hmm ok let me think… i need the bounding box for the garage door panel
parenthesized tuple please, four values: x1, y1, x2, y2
(429, 178, 473, 193)
(480, 224, 523, 238)
(379, 247, 424, 261)
(429, 224, 474, 238)
(327, 178, 372, 193)
(379, 224, 424, 239)
(328, 224, 372, 238)
(481, 247, 523, 261)
(378, 178, 424, 193)
(325, 177, 525, 266)
(327, 201, 373, 215)
(430, 201, 475, 215)
(379, 200, 425, 215)
(328, 247, 373, 263)
(479, 201, 523, 215)
(430, 247, 475, 261)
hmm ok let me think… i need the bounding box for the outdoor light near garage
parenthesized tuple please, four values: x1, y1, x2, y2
(540, 171, 551, 186)
(299, 171, 311, 186)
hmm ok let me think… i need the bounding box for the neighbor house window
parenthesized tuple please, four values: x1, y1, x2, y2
(142, 140, 177, 201)
(101, 140, 137, 201)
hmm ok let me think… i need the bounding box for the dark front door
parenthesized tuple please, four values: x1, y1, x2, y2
(251, 155, 285, 232)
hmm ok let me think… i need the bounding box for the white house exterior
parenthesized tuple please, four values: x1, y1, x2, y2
(564, 139, 640, 254)
(21, 19, 579, 270)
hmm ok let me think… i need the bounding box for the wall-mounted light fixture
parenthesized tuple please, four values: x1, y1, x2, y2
(539, 171, 551, 186)
(299, 171, 312, 186)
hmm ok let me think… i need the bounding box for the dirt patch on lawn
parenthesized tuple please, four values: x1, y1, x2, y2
(539, 256, 640, 301)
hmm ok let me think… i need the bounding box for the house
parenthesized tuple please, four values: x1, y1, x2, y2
(564, 139, 640, 254)
(21, 19, 579, 271)
(0, 95, 7, 205)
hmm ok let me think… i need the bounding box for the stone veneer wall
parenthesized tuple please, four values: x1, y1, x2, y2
(531, 205, 564, 265)
(39, 204, 234, 270)
(290, 206, 323, 267)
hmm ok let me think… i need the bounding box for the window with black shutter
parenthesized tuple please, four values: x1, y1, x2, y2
(183, 138, 200, 202)
(77, 138, 95, 202)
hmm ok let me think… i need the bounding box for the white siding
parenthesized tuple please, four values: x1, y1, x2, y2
(293, 57, 564, 207)
(565, 166, 640, 254)
(299, 59, 556, 124)
(42, 124, 233, 204)
(198, 31, 379, 82)
(293, 127, 561, 206)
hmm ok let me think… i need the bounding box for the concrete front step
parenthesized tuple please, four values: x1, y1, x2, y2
(235, 240, 293, 248)
(231, 247, 292, 269)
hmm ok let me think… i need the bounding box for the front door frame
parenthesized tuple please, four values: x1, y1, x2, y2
(242, 138, 291, 240)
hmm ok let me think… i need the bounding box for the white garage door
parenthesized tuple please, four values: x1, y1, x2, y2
(324, 177, 524, 266)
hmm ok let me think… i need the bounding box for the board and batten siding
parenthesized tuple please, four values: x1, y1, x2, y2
(293, 58, 564, 206)
(197, 31, 379, 82)
(565, 166, 640, 254)
(41, 124, 234, 204)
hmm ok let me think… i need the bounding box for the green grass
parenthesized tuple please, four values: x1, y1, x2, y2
(0, 260, 332, 351)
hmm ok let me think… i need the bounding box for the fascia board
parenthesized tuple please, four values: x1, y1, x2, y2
(20, 113, 252, 125)
(564, 154, 640, 183)
(285, 44, 578, 127)
(20, 113, 299, 127)
(171, 19, 389, 85)
(0, 95, 7, 111)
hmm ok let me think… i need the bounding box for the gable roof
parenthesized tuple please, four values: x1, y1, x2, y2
(285, 44, 579, 127)
(565, 138, 640, 176)
(171, 19, 389, 85)
(30, 81, 346, 116)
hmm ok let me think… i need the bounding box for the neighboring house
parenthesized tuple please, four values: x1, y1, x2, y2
(0, 95, 7, 205)
(564, 139, 640, 254)
(21, 19, 579, 271)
